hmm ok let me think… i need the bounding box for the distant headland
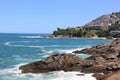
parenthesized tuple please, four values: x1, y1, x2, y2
(44, 12, 120, 39)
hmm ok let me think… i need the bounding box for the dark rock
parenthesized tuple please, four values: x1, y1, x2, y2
(105, 54, 117, 61)
(19, 61, 49, 73)
(73, 39, 120, 55)
(19, 38, 120, 75)
(81, 60, 94, 68)
(19, 53, 83, 73)
(93, 73, 105, 80)
(105, 61, 120, 71)
(81, 65, 106, 73)
(72, 50, 81, 53)
(76, 73, 85, 76)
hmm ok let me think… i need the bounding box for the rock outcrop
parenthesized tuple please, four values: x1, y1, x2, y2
(19, 54, 83, 73)
(19, 38, 120, 80)
(73, 38, 120, 55)
(73, 38, 120, 80)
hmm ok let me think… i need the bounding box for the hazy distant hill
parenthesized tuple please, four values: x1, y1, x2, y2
(84, 12, 120, 30)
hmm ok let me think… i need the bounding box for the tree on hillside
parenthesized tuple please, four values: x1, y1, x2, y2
(97, 30, 110, 37)
(108, 23, 120, 31)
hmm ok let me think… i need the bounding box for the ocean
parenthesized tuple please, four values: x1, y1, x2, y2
(0, 33, 113, 80)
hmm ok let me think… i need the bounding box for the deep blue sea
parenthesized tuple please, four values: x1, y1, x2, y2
(0, 33, 113, 80)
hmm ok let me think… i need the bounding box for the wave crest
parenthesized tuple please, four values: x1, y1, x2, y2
(20, 36, 42, 38)
(4, 41, 42, 49)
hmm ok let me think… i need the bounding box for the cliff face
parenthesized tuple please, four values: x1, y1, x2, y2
(84, 12, 120, 30)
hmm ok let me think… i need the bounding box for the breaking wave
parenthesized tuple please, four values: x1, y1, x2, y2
(0, 63, 96, 80)
(4, 42, 10, 46)
(19, 36, 42, 39)
(4, 41, 42, 49)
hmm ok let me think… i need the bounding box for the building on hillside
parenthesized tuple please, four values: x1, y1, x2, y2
(110, 30, 120, 35)
(89, 26, 102, 30)
(67, 27, 81, 31)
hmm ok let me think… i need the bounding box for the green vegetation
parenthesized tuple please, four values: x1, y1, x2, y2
(97, 30, 110, 37)
(108, 23, 120, 31)
(53, 27, 97, 37)
(53, 23, 120, 38)
(53, 28, 83, 37)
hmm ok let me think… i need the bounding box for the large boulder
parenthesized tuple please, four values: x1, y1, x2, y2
(73, 38, 120, 56)
(19, 54, 83, 73)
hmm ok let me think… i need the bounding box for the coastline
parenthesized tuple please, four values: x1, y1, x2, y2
(19, 38, 120, 80)
(42, 34, 115, 40)
(0, 33, 116, 80)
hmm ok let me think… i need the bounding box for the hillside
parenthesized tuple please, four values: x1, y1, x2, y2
(84, 12, 120, 30)
(51, 12, 120, 38)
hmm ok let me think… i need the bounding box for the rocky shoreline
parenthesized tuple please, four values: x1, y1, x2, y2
(42, 34, 114, 39)
(19, 38, 120, 80)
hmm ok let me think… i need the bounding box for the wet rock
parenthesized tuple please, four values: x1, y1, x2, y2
(19, 53, 83, 73)
(19, 38, 120, 76)
(19, 61, 49, 73)
(93, 73, 105, 80)
(76, 73, 85, 76)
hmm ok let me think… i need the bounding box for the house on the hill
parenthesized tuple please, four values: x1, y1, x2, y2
(110, 30, 120, 35)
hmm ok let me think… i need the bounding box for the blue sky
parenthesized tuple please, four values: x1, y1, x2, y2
(0, 0, 120, 33)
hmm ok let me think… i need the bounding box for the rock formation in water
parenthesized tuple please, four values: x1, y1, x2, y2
(19, 54, 83, 73)
(19, 38, 120, 80)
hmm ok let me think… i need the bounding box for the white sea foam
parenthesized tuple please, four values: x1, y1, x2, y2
(4, 41, 42, 49)
(41, 48, 86, 54)
(4, 41, 30, 46)
(0, 63, 96, 80)
(58, 48, 85, 53)
(20, 36, 42, 39)
(41, 49, 46, 52)
(42, 54, 50, 58)
(13, 45, 43, 49)
(27, 46, 42, 48)
(4, 42, 10, 46)
(25, 71, 96, 80)
(46, 50, 54, 54)
(11, 45, 43, 48)
(0, 68, 96, 80)
(0, 63, 25, 77)
(41, 45, 92, 55)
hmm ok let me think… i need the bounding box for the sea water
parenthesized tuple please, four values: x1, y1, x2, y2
(0, 33, 113, 80)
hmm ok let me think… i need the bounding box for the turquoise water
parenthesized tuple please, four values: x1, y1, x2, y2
(0, 33, 113, 80)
